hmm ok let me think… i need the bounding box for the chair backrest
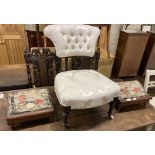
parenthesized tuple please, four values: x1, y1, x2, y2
(44, 25, 100, 73)
(24, 48, 56, 87)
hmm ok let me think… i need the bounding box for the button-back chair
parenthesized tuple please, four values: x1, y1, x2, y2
(44, 25, 120, 128)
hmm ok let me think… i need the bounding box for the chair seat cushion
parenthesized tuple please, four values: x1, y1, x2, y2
(54, 70, 120, 109)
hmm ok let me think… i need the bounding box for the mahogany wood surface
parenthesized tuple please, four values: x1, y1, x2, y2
(112, 31, 149, 77)
(0, 64, 29, 91)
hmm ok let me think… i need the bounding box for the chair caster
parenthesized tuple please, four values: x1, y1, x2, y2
(108, 100, 115, 120)
(108, 114, 114, 120)
(110, 115, 114, 119)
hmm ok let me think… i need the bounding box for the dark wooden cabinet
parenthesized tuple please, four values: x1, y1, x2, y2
(112, 30, 149, 77)
(139, 32, 155, 75)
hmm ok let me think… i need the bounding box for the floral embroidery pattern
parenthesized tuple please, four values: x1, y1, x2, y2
(18, 95, 26, 102)
(8, 88, 52, 114)
(35, 99, 43, 105)
(117, 80, 147, 99)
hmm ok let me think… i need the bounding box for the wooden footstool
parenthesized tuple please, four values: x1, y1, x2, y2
(6, 88, 54, 128)
(116, 80, 152, 111)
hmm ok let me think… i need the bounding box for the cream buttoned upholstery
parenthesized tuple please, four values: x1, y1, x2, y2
(54, 70, 120, 109)
(44, 25, 120, 110)
(44, 25, 100, 58)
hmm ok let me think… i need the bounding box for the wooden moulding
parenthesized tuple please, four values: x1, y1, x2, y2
(98, 26, 108, 58)
(97, 25, 114, 78)
(98, 53, 115, 78)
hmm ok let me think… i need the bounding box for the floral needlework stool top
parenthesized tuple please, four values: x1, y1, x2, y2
(8, 88, 53, 115)
(116, 80, 147, 99)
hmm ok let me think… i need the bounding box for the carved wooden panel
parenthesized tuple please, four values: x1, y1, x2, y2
(24, 48, 56, 87)
(2, 24, 20, 35)
(55, 51, 100, 74)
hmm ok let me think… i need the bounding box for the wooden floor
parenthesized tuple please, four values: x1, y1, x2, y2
(1, 65, 155, 131)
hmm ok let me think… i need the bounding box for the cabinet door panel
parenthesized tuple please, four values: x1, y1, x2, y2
(0, 24, 26, 65)
(120, 35, 148, 76)
(0, 44, 9, 65)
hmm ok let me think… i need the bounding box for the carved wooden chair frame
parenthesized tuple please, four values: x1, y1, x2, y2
(24, 48, 56, 87)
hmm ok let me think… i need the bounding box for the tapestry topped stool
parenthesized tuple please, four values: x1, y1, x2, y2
(6, 88, 54, 128)
(116, 80, 152, 111)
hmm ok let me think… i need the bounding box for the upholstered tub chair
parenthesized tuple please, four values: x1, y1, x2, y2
(44, 25, 120, 128)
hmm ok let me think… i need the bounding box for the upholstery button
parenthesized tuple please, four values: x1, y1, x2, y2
(87, 45, 90, 49)
(71, 33, 74, 37)
(84, 39, 87, 43)
(79, 45, 82, 49)
(67, 38, 70, 43)
(75, 38, 78, 43)
(71, 44, 75, 49)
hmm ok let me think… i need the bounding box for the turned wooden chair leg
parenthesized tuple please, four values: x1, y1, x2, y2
(108, 101, 114, 119)
(62, 106, 71, 128)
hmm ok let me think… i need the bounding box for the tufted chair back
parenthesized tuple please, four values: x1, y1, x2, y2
(44, 25, 100, 58)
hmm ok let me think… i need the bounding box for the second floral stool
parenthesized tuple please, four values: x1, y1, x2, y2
(116, 80, 152, 111)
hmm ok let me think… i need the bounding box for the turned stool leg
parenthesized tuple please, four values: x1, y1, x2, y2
(62, 106, 71, 128)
